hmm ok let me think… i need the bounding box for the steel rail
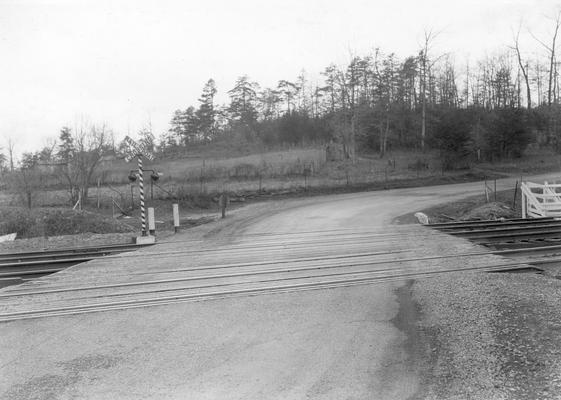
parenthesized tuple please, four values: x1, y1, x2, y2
(0, 249, 416, 296)
(0, 246, 529, 298)
(28, 257, 550, 304)
(0, 256, 106, 269)
(464, 230, 561, 241)
(3, 230, 560, 292)
(6, 239, 561, 295)
(0, 267, 70, 278)
(427, 217, 556, 228)
(0, 262, 533, 322)
(0, 236, 415, 276)
(0, 249, 122, 263)
(9, 233, 434, 266)
(435, 223, 561, 236)
(0, 242, 154, 259)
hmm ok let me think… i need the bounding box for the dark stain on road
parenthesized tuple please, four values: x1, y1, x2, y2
(1, 354, 121, 400)
(389, 279, 437, 400)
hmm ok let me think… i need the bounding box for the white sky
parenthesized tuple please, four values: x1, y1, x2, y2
(1, 0, 560, 157)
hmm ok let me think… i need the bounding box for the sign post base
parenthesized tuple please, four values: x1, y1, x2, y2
(134, 235, 156, 245)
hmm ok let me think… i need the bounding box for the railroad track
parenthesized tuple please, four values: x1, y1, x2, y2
(0, 224, 549, 322)
(0, 242, 155, 287)
(428, 217, 561, 267)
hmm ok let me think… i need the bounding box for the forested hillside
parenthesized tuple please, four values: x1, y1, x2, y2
(4, 22, 561, 210)
(150, 27, 560, 169)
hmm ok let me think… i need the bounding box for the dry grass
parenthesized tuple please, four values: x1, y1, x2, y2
(0, 148, 478, 210)
(2, 145, 557, 213)
(99, 147, 327, 184)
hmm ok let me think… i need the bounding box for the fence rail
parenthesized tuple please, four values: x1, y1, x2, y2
(521, 181, 561, 218)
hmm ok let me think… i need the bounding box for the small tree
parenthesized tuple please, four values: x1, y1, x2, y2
(0, 151, 6, 173)
(55, 123, 110, 207)
(7, 165, 45, 209)
(197, 78, 218, 141)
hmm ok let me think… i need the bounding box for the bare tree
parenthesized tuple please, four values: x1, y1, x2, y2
(511, 22, 532, 109)
(530, 11, 561, 106)
(0, 151, 6, 169)
(7, 165, 45, 209)
(56, 123, 110, 208)
(5, 138, 15, 172)
(418, 29, 444, 151)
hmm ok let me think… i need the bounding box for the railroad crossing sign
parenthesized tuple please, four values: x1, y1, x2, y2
(123, 136, 154, 162)
(123, 136, 155, 237)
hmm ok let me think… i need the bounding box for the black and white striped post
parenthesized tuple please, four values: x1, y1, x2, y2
(137, 155, 147, 236)
(123, 135, 155, 243)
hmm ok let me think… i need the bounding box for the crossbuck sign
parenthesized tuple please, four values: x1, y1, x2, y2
(123, 136, 154, 162)
(123, 136, 155, 236)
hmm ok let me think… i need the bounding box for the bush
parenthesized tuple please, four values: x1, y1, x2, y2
(0, 209, 37, 237)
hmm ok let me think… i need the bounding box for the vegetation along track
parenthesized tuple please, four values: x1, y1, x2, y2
(0, 225, 549, 322)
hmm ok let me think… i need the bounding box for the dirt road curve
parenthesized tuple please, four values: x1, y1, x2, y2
(0, 175, 555, 399)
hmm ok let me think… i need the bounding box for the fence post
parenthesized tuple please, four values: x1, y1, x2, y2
(130, 183, 135, 210)
(148, 207, 156, 236)
(521, 184, 527, 218)
(219, 192, 228, 219)
(97, 178, 101, 209)
(384, 167, 388, 189)
(173, 203, 180, 233)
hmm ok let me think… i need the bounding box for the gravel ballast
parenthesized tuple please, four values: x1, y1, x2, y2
(412, 271, 561, 399)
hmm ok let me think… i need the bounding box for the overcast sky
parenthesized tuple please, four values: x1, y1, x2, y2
(1, 0, 560, 158)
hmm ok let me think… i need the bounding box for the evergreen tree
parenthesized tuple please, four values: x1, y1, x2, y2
(228, 75, 259, 124)
(57, 126, 75, 163)
(197, 79, 218, 141)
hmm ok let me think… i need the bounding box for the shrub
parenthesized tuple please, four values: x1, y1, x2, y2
(483, 108, 532, 160)
(431, 108, 474, 170)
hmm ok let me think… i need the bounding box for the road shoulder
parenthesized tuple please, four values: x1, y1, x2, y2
(411, 271, 561, 398)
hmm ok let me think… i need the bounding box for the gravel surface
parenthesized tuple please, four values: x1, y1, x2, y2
(5, 177, 561, 398)
(412, 271, 561, 399)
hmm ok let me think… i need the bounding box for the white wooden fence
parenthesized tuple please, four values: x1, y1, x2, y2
(521, 181, 561, 218)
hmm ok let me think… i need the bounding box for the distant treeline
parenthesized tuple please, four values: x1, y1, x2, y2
(6, 25, 561, 177)
(152, 27, 561, 169)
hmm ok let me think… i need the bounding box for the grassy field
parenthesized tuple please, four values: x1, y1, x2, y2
(99, 147, 327, 184)
(3, 146, 560, 212)
(0, 145, 560, 240)
(92, 147, 449, 205)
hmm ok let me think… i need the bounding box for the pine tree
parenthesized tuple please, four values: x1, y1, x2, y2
(57, 126, 75, 163)
(228, 75, 259, 124)
(197, 79, 218, 142)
